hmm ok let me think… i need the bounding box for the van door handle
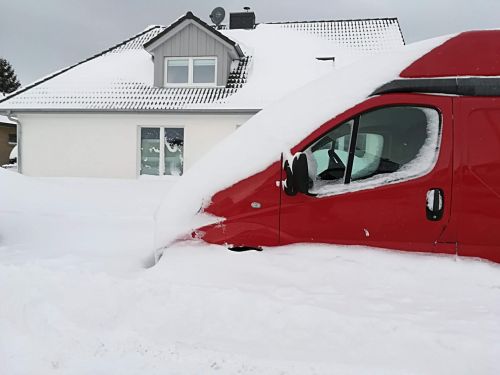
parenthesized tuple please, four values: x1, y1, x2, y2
(426, 188, 444, 221)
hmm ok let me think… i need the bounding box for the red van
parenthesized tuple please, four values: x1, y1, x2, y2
(195, 31, 500, 264)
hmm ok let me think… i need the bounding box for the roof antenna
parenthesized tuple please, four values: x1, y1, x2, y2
(243, 6, 251, 12)
(209, 7, 226, 29)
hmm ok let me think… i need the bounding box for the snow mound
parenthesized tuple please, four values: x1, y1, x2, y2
(0, 161, 499, 374)
(0, 169, 176, 273)
(1, 240, 499, 374)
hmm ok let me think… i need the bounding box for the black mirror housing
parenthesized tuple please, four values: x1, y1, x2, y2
(292, 152, 309, 194)
(283, 160, 297, 196)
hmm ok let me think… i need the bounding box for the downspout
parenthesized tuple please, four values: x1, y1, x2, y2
(6, 110, 21, 173)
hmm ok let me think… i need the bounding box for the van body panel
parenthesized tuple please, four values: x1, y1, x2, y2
(279, 94, 455, 254)
(197, 31, 500, 263)
(200, 161, 282, 246)
(201, 94, 458, 256)
(401, 30, 500, 78)
(453, 97, 500, 263)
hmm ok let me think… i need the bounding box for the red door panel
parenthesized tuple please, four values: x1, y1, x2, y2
(280, 94, 455, 255)
(201, 162, 282, 247)
(453, 98, 500, 262)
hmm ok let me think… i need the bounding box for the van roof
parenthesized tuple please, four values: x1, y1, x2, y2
(402, 30, 500, 78)
(371, 30, 500, 97)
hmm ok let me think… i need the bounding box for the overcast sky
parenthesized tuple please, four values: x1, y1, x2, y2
(1, 0, 499, 85)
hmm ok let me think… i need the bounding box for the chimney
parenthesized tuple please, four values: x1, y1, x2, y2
(229, 7, 255, 29)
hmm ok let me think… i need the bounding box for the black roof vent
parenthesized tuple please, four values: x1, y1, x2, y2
(230, 8, 255, 29)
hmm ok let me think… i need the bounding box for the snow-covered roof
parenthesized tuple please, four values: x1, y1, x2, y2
(0, 16, 404, 112)
(270, 18, 404, 52)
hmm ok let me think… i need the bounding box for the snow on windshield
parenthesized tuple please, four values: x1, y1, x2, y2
(154, 34, 454, 249)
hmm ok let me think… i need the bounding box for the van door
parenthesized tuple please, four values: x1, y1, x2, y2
(279, 94, 455, 255)
(453, 97, 500, 263)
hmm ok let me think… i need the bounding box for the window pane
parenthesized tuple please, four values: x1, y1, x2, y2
(305, 120, 353, 192)
(167, 59, 188, 84)
(164, 128, 184, 176)
(350, 106, 440, 182)
(193, 58, 216, 84)
(140, 128, 160, 175)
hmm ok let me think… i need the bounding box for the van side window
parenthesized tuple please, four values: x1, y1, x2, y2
(306, 106, 441, 195)
(351, 106, 440, 183)
(305, 120, 354, 189)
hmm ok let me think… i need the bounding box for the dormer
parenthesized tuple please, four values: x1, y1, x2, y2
(144, 12, 244, 88)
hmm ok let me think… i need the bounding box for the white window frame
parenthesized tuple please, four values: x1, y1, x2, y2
(137, 126, 185, 177)
(164, 57, 218, 87)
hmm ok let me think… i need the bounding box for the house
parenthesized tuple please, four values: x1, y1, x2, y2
(0, 115, 16, 165)
(0, 10, 405, 178)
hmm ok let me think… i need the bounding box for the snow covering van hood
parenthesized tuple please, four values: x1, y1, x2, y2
(154, 33, 455, 249)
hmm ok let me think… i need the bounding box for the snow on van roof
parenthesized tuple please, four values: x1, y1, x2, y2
(154, 34, 454, 248)
(0, 18, 404, 112)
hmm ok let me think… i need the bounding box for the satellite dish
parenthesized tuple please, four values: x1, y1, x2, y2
(210, 7, 226, 26)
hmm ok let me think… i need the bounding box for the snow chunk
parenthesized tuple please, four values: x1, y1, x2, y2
(9, 145, 17, 160)
(0, 114, 16, 124)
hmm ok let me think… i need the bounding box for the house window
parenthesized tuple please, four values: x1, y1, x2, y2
(166, 59, 189, 84)
(8, 133, 17, 145)
(164, 57, 217, 86)
(140, 127, 184, 176)
(193, 58, 216, 84)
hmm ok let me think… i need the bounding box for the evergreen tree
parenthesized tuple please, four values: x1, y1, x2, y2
(0, 58, 21, 95)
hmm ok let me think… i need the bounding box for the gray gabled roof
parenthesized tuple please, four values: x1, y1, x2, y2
(144, 11, 244, 58)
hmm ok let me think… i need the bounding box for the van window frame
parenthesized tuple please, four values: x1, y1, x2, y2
(301, 104, 443, 194)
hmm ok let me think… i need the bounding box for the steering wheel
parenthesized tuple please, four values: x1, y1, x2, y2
(317, 149, 346, 180)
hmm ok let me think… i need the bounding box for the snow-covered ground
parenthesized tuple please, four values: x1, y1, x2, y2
(0, 169, 499, 374)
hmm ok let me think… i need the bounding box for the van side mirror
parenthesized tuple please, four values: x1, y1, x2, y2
(283, 160, 296, 196)
(284, 152, 310, 196)
(292, 153, 309, 194)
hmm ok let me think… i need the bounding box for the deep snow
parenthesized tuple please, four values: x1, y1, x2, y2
(0, 169, 499, 375)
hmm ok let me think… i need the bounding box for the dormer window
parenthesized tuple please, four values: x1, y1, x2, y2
(164, 57, 217, 86)
(144, 12, 244, 88)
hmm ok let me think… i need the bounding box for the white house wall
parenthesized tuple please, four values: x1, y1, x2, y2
(17, 113, 253, 178)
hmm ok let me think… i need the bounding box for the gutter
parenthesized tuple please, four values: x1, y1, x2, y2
(5, 110, 21, 173)
(0, 108, 262, 115)
(371, 77, 500, 97)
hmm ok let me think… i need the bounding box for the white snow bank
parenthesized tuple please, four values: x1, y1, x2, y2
(1, 241, 499, 374)
(0, 163, 498, 374)
(155, 35, 454, 248)
(0, 169, 175, 273)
